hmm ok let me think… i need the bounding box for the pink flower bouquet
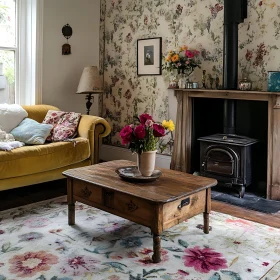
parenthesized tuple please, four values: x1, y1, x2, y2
(120, 113, 175, 154)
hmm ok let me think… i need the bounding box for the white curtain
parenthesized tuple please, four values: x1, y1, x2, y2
(16, 0, 43, 105)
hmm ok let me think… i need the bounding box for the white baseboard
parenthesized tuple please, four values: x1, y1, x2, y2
(100, 144, 171, 169)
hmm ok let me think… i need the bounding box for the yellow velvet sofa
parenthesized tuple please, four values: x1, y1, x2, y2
(0, 105, 111, 191)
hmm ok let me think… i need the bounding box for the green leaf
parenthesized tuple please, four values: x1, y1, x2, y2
(209, 272, 222, 280)
(1, 242, 10, 252)
(221, 270, 242, 280)
(164, 247, 184, 252)
(178, 239, 189, 248)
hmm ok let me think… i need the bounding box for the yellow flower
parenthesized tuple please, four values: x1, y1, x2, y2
(270, 2, 275, 8)
(171, 54, 179, 62)
(165, 55, 171, 62)
(182, 45, 188, 50)
(162, 120, 175, 131)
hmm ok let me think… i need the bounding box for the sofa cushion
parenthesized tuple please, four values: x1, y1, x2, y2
(0, 104, 28, 132)
(0, 137, 90, 179)
(42, 110, 81, 142)
(10, 118, 53, 145)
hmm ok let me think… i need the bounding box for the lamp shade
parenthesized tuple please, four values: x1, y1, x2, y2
(76, 66, 103, 94)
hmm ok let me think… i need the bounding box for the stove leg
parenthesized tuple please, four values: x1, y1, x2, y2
(238, 186, 245, 198)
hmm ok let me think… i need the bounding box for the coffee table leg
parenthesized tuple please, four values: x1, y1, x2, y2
(203, 188, 211, 234)
(203, 213, 209, 234)
(67, 178, 75, 225)
(152, 234, 161, 263)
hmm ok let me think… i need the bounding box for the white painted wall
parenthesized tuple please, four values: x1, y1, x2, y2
(42, 0, 100, 115)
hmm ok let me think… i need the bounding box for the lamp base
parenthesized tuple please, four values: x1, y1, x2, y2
(85, 93, 94, 115)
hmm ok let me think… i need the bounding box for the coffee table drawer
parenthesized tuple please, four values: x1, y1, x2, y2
(163, 190, 206, 229)
(113, 192, 154, 224)
(73, 180, 102, 204)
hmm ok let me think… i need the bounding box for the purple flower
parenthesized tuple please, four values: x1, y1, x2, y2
(120, 125, 133, 144)
(153, 124, 165, 137)
(134, 125, 146, 139)
(183, 246, 227, 273)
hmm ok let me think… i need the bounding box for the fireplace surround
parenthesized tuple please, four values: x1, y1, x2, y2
(170, 89, 280, 201)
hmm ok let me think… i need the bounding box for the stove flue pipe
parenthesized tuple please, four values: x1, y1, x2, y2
(222, 0, 247, 134)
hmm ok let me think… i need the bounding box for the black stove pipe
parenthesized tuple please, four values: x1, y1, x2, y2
(222, 0, 247, 134)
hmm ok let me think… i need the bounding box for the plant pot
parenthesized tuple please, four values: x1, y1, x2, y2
(137, 150, 157, 177)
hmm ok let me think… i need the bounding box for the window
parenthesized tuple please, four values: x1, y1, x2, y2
(0, 0, 43, 105)
(0, 0, 16, 104)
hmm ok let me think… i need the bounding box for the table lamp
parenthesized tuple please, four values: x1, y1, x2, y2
(76, 66, 103, 115)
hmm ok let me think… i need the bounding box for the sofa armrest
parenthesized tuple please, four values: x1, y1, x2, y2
(77, 115, 111, 164)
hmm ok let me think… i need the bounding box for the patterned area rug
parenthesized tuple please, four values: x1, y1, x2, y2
(0, 197, 279, 280)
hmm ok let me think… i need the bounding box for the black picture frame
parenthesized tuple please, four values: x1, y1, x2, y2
(137, 37, 162, 76)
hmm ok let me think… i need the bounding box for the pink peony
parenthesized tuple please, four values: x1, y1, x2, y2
(139, 113, 154, 125)
(145, 119, 153, 127)
(120, 125, 133, 144)
(153, 124, 165, 137)
(185, 50, 195, 58)
(183, 246, 227, 273)
(134, 125, 146, 139)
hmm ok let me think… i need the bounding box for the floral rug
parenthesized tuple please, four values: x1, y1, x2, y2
(0, 197, 279, 280)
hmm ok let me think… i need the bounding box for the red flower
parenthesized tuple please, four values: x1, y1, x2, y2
(120, 125, 133, 144)
(9, 251, 58, 277)
(0, 230, 4, 234)
(183, 246, 227, 273)
(139, 113, 154, 125)
(134, 125, 146, 139)
(262, 262, 269, 266)
(185, 50, 195, 58)
(259, 1, 263, 6)
(153, 124, 165, 137)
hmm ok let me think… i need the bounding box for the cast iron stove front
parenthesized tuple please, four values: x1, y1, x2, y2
(198, 134, 257, 198)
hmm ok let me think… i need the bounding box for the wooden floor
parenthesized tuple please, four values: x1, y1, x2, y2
(0, 179, 279, 228)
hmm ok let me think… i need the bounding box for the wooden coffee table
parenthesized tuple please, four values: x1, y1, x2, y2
(63, 160, 217, 263)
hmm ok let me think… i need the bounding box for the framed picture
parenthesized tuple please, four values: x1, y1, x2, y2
(137, 37, 162, 76)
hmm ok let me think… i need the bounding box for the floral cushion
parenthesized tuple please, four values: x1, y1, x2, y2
(42, 110, 81, 142)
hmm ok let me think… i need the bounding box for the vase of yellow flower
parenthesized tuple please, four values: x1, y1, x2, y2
(120, 114, 175, 176)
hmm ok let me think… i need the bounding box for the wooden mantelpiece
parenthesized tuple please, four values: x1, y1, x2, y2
(172, 89, 280, 201)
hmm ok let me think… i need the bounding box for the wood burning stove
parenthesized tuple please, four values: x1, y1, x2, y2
(198, 134, 257, 198)
(196, 0, 258, 198)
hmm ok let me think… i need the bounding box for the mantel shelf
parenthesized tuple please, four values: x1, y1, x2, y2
(174, 88, 280, 95)
(173, 88, 280, 102)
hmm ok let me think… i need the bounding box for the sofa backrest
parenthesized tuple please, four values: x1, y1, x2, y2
(21, 105, 59, 123)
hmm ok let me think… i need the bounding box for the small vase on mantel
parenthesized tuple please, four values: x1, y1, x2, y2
(239, 73, 252, 91)
(137, 150, 157, 176)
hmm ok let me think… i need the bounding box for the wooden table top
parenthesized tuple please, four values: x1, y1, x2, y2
(63, 160, 217, 203)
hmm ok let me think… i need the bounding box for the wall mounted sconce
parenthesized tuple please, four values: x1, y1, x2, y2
(62, 24, 73, 55)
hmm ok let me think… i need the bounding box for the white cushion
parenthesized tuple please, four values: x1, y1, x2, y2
(0, 104, 28, 133)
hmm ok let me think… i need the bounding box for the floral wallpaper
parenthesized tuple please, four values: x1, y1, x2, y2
(100, 0, 280, 147)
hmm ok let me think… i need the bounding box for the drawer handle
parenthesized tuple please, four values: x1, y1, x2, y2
(81, 186, 92, 198)
(178, 197, 190, 210)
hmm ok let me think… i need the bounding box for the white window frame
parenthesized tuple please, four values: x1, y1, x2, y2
(15, 0, 43, 105)
(0, 0, 17, 103)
